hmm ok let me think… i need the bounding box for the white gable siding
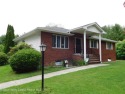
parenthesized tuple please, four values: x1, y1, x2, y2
(25, 33, 41, 51)
(87, 26, 100, 33)
(18, 33, 41, 51)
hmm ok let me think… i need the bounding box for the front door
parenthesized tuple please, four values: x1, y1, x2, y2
(75, 38, 82, 53)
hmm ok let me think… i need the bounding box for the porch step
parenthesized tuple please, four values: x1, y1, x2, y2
(89, 57, 99, 59)
(88, 54, 100, 64)
(89, 54, 94, 56)
(89, 58, 100, 60)
(89, 59, 100, 62)
(89, 61, 101, 64)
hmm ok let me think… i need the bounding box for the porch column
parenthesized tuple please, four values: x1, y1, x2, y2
(83, 30, 86, 61)
(99, 33, 102, 63)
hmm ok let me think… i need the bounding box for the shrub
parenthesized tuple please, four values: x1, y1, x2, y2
(9, 49, 41, 73)
(8, 42, 32, 56)
(116, 40, 125, 59)
(0, 44, 4, 52)
(0, 52, 8, 66)
(73, 60, 85, 66)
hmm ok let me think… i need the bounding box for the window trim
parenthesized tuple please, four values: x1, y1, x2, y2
(89, 40, 98, 49)
(106, 42, 113, 50)
(52, 34, 69, 49)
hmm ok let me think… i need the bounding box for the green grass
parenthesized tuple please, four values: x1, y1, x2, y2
(0, 60, 125, 94)
(0, 65, 65, 83)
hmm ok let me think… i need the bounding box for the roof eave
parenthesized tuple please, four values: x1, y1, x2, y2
(89, 37, 117, 43)
(13, 27, 40, 42)
(37, 28, 74, 36)
(13, 27, 74, 42)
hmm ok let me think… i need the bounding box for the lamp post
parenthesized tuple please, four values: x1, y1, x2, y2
(39, 43, 47, 91)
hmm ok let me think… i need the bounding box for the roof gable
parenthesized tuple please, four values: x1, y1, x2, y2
(87, 25, 102, 33)
(70, 22, 106, 34)
(82, 22, 106, 34)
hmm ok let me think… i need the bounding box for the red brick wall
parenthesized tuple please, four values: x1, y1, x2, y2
(41, 32, 116, 65)
(101, 41, 116, 62)
(41, 32, 74, 65)
(87, 41, 116, 62)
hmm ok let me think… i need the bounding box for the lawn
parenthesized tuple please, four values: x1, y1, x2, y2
(0, 60, 125, 94)
(0, 65, 65, 83)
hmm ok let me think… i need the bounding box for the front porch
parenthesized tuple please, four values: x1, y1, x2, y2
(70, 22, 106, 64)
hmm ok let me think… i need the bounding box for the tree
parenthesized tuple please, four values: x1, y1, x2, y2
(116, 40, 125, 59)
(0, 35, 6, 45)
(0, 44, 4, 52)
(102, 24, 125, 41)
(4, 25, 15, 53)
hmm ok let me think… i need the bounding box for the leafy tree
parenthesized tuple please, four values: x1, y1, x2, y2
(116, 40, 125, 59)
(0, 44, 4, 52)
(4, 25, 15, 53)
(15, 34, 19, 38)
(102, 24, 125, 41)
(0, 35, 6, 45)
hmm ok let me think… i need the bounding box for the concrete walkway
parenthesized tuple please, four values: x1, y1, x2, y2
(0, 64, 108, 90)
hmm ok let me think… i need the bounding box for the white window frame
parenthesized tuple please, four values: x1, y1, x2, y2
(52, 34, 69, 49)
(89, 40, 98, 49)
(106, 42, 113, 50)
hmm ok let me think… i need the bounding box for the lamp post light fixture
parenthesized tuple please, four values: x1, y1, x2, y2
(39, 43, 47, 91)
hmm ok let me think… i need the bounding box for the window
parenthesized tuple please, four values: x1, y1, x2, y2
(57, 36, 60, 47)
(90, 40, 98, 48)
(61, 36, 64, 48)
(52, 35, 69, 48)
(65, 37, 68, 48)
(52, 35, 56, 47)
(106, 42, 113, 50)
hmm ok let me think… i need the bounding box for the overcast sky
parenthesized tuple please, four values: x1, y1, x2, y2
(0, 0, 125, 36)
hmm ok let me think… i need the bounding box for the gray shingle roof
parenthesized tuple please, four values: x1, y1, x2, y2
(38, 26, 70, 33)
(13, 23, 117, 43)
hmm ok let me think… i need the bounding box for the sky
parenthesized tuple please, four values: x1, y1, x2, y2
(0, 0, 125, 36)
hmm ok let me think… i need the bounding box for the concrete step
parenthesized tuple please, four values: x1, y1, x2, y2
(89, 59, 100, 61)
(88, 61, 101, 64)
(89, 55, 99, 57)
(89, 54, 94, 56)
(88, 54, 100, 64)
(89, 57, 99, 60)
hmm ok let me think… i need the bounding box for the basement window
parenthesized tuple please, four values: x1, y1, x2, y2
(52, 35, 69, 49)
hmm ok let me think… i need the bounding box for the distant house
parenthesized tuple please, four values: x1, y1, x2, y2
(13, 22, 117, 65)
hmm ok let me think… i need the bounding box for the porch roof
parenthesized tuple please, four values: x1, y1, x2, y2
(70, 22, 106, 35)
(89, 36, 117, 43)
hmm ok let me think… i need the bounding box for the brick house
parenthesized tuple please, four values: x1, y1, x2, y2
(14, 22, 117, 65)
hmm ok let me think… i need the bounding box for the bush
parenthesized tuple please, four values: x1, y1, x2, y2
(116, 40, 125, 59)
(9, 49, 41, 73)
(0, 52, 8, 66)
(0, 44, 4, 52)
(8, 42, 32, 56)
(73, 60, 85, 66)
